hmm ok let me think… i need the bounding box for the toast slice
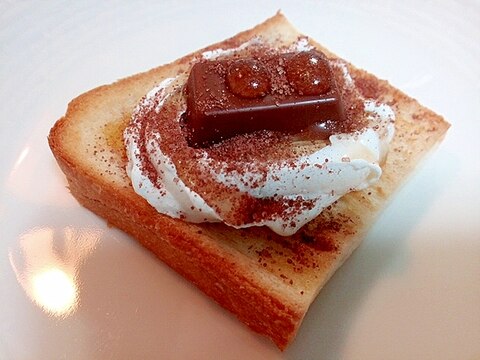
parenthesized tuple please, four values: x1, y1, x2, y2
(48, 12, 450, 349)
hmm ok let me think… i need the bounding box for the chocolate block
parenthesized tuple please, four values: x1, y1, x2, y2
(184, 50, 344, 147)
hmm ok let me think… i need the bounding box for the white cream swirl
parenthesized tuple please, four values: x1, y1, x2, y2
(125, 46, 395, 236)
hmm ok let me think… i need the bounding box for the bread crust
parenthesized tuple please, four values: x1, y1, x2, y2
(48, 12, 449, 349)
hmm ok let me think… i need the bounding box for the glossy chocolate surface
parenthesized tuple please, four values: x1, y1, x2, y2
(184, 50, 344, 147)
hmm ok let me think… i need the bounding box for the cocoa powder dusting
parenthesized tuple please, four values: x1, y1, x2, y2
(353, 71, 388, 101)
(131, 40, 370, 230)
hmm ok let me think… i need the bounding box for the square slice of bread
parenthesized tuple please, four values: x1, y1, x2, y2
(48, 12, 450, 349)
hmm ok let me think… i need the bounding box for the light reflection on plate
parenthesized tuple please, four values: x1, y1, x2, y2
(9, 227, 100, 317)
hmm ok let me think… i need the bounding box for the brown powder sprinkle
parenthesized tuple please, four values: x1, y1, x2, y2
(127, 39, 373, 229)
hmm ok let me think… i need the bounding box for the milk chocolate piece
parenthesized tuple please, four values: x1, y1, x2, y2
(184, 50, 344, 147)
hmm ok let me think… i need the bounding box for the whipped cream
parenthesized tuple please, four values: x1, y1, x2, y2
(201, 38, 262, 60)
(125, 43, 395, 236)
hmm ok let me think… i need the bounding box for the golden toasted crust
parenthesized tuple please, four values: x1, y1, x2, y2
(48, 12, 449, 349)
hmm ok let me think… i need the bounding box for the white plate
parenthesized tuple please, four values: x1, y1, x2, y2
(1, 1, 479, 359)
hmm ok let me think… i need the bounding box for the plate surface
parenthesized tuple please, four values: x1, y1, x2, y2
(1, 1, 479, 359)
